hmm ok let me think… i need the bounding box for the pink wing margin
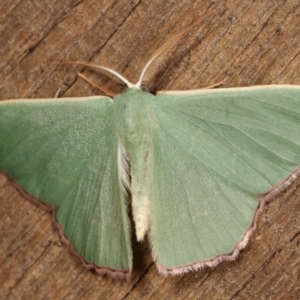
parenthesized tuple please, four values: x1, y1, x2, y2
(156, 165, 300, 276)
(1, 170, 132, 281)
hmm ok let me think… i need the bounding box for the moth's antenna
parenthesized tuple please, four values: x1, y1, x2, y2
(54, 62, 135, 88)
(136, 11, 213, 87)
(55, 11, 213, 91)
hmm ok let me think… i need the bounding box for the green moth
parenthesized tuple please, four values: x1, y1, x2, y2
(1, 22, 300, 280)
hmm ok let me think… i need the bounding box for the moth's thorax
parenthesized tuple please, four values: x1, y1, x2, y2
(114, 88, 155, 144)
(114, 88, 154, 241)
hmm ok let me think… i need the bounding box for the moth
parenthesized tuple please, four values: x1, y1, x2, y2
(1, 18, 300, 280)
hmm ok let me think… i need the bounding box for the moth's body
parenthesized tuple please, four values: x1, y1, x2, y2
(114, 88, 155, 240)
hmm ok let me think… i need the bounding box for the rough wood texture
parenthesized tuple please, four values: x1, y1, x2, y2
(1, 1, 300, 299)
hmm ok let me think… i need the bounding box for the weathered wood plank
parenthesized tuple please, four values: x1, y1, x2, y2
(1, 0, 299, 299)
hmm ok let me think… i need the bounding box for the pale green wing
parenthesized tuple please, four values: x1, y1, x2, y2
(150, 85, 300, 275)
(0, 96, 132, 279)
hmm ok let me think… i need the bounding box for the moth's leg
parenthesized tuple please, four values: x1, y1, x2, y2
(156, 79, 225, 95)
(201, 79, 225, 89)
(54, 88, 61, 98)
(78, 72, 116, 97)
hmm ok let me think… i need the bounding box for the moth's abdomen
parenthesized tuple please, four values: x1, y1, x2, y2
(114, 88, 155, 241)
(128, 139, 153, 241)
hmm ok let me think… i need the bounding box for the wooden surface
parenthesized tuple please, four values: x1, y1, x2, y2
(1, 1, 300, 299)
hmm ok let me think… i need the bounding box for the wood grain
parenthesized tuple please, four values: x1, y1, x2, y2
(0, 0, 300, 299)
